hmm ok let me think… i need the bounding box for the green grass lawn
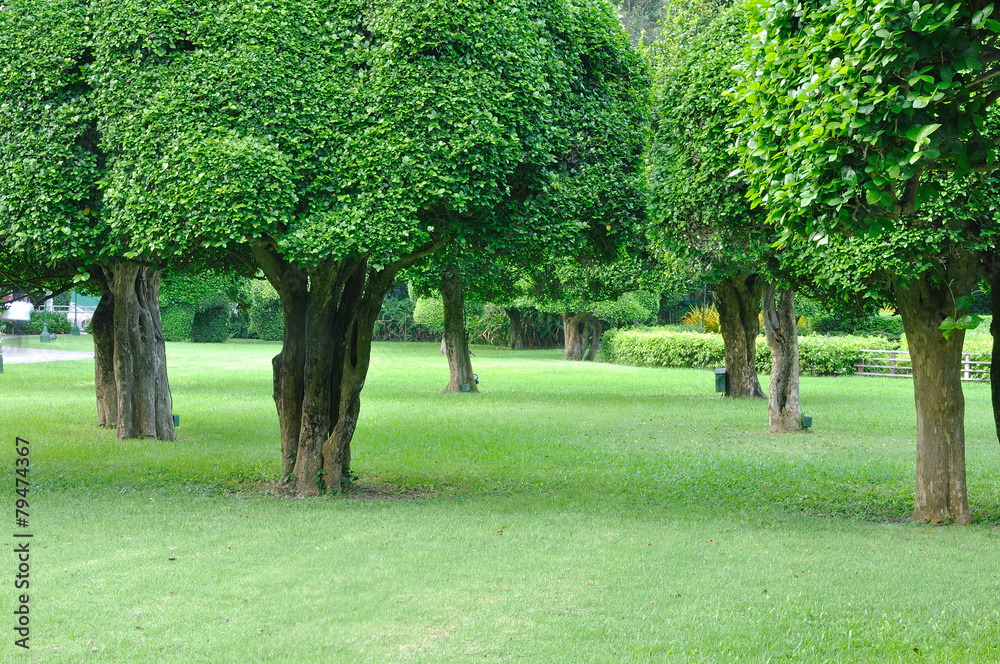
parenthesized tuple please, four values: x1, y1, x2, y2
(1, 340, 999, 662)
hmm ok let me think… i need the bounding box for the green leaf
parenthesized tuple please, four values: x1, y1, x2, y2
(905, 123, 941, 143)
(955, 295, 976, 310)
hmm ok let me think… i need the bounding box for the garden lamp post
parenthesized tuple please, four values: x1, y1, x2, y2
(71, 290, 80, 335)
(40, 297, 52, 342)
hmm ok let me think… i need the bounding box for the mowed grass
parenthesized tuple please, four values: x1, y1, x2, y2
(1, 339, 999, 663)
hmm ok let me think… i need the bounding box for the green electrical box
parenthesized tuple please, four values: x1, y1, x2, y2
(714, 368, 727, 393)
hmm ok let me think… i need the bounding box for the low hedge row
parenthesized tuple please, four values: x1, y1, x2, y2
(5, 311, 73, 336)
(601, 328, 902, 376)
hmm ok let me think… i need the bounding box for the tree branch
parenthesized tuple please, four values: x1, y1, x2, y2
(929, 160, 1000, 174)
(967, 65, 1000, 90)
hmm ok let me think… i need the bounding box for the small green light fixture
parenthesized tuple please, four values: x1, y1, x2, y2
(39, 305, 52, 343)
(714, 368, 727, 393)
(802, 415, 813, 429)
(70, 290, 81, 336)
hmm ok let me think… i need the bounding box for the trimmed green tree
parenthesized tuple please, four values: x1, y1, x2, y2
(734, 0, 1000, 522)
(647, 2, 776, 401)
(69, 0, 646, 494)
(0, 1, 183, 439)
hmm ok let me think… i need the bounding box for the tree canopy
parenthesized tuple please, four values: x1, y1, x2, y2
(734, 0, 1000, 237)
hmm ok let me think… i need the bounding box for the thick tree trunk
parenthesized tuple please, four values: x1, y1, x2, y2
(506, 307, 524, 350)
(323, 261, 387, 489)
(715, 273, 765, 398)
(102, 262, 175, 440)
(91, 284, 117, 428)
(585, 318, 603, 362)
(894, 254, 977, 525)
(253, 237, 444, 495)
(250, 244, 308, 485)
(440, 268, 477, 393)
(289, 264, 343, 496)
(562, 311, 591, 360)
(762, 284, 801, 432)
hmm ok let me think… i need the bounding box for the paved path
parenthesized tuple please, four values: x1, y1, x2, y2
(1, 345, 94, 364)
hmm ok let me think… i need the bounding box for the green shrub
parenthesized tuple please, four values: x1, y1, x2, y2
(767, 335, 901, 376)
(852, 314, 905, 340)
(601, 327, 726, 368)
(229, 308, 252, 339)
(412, 297, 445, 333)
(412, 297, 508, 344)
(602, 327, 901, 376)
(595, 291, 660, 327)
(16, 311, 72, 335)
(809, 312, 904, 340)
(191, 305, 231, 343)
(468, 303, 509, 345)
(248, 281, 283, 341)
(161, 303, 195, 341)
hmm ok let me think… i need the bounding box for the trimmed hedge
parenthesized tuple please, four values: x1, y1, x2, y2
(248, 281, 283, 341)
(191, 305, 231, 343)
(9, 311, 73, 336)
(810, 312, 905, 340)
(161, 303, 195, 341)
(601, 328, 901, 376)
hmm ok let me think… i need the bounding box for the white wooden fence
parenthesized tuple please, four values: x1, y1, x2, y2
(856, 349, 990, 382)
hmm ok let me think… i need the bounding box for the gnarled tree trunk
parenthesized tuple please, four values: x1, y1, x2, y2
(894, 249, 978, 525)
(585, 318, 603, 361)
(440, 267, 478, 393)
(562, 311, 591, 360)
(506, 306, 524, 349)
(101, 262, 175, 440)
(91, 284, 117, 428)
(762, 284, 801, 432)
(253, 237, 444, 495)
(715, 273, 764, 398)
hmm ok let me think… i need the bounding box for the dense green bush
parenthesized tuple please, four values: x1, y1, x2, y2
(595, 291, 660, 327)
(412, 297, 510, 345)
(412, 297, 445, 333)
(248, 281, 283, 341)
(14, 311, 73, 335)
(602, 328, 902, 376)
(767, 335, 902, 376)
(373, 296, 439, 342)
(229, 309, 252, 339)
(468, 303, 509, 345)
(809, 312, 904, 340)
(161, 303, 196, 341)
(159, 270, 247, 342)
(191, 305, 232, 343)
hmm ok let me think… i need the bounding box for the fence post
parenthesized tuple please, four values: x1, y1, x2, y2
(889, 350, 897, 377)
(963, 353, 971, 381)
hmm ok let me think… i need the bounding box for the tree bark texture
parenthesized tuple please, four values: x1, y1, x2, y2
(585, 318, 603, 362)
(440, 268, 478, 394)
(715, 273, 765, 398)
(762, 284, 801, 432)
(102, 262, 175, 440)
(91, 283, 117, 428)
(894, 250, 978, 525)
(253, 237, 444, 495)
(506, 307, 524, 350)
(562, 311, 592, 361)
